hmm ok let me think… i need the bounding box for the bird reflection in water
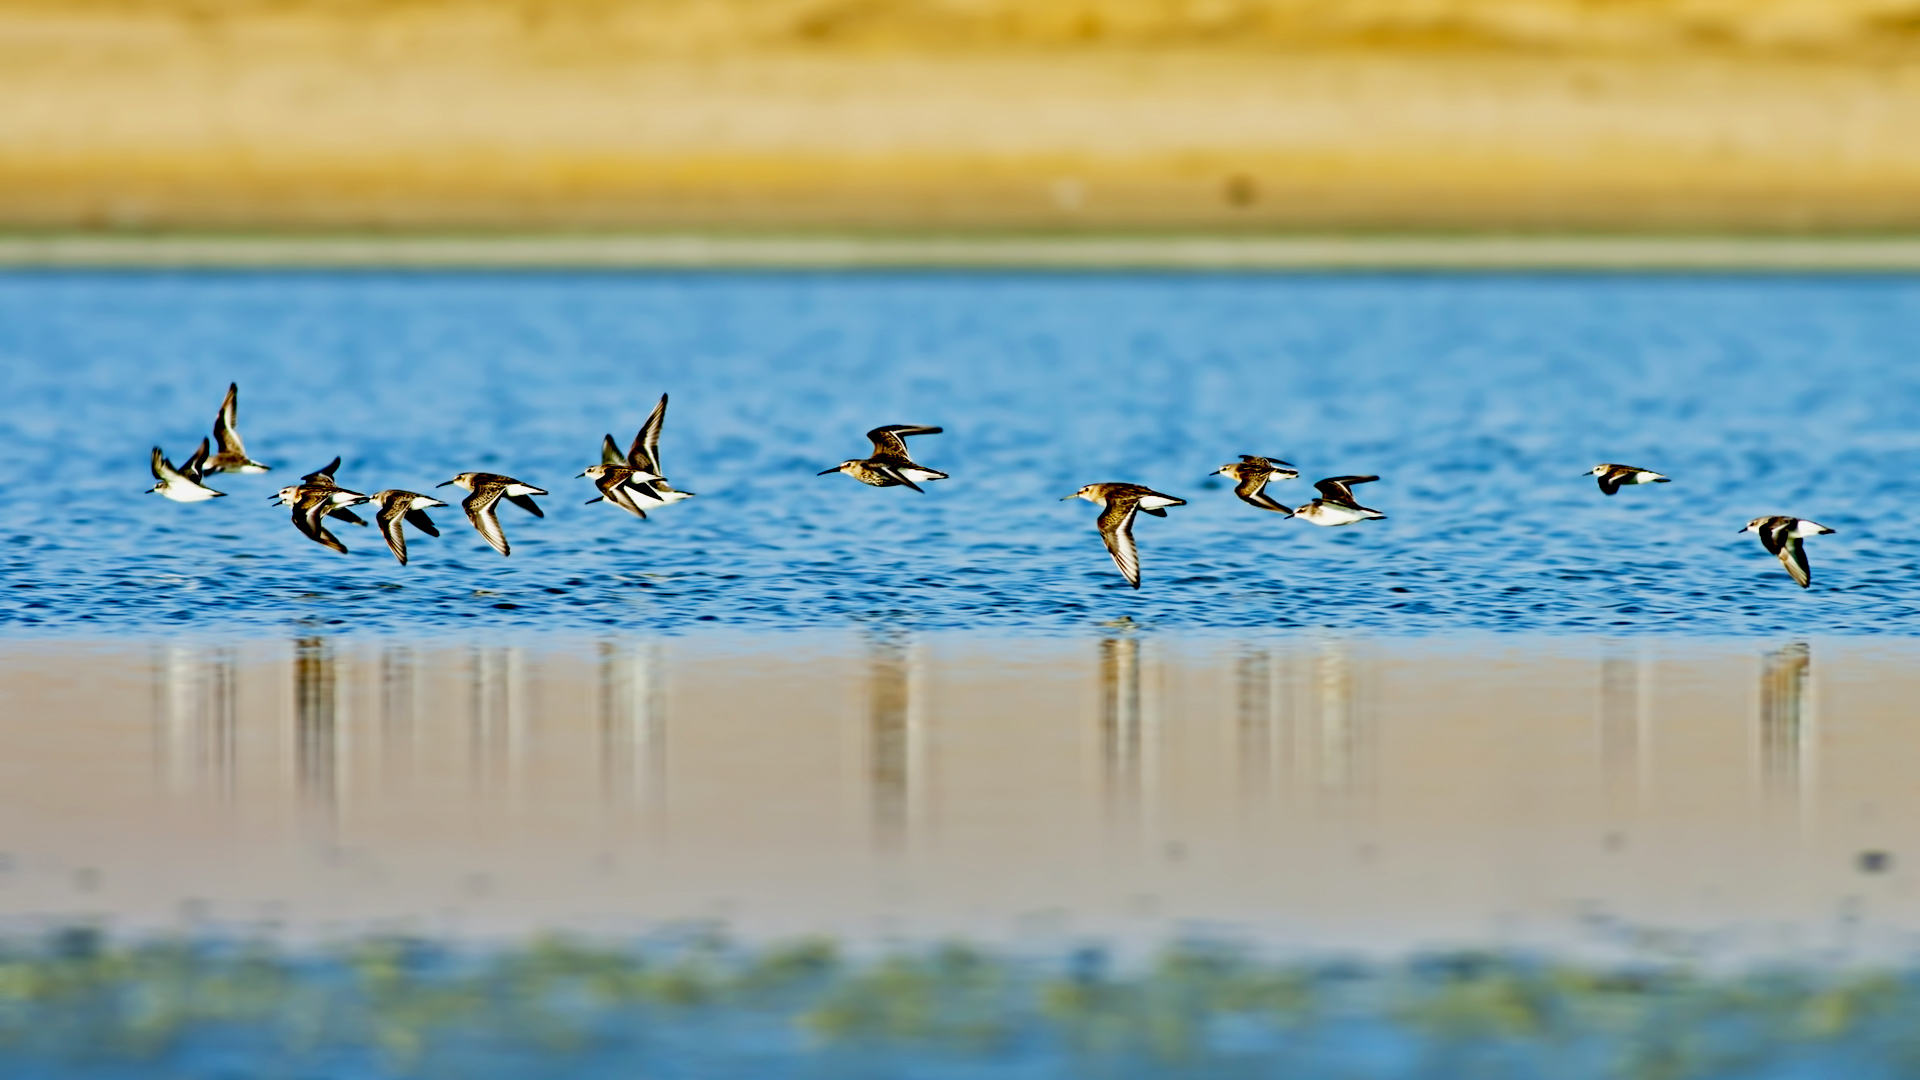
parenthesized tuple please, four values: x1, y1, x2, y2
(293, 637, 338, 823)
(1098, 625, 1153, 839)
(866, 630, 923, 853)
(599, 638, 666, 819)
(1308, 640, 1369, 820)
(1759, 642, 1814, 826)
(1597, 646, 1653, 815)
(156, 642, 237, 800)
(469, 646, 527, 800)
(1234, 645, 1288, 815)
(379, 643, 418, 789)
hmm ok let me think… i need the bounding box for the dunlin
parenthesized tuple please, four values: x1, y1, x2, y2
(204, 383, 272, 474)
(1063, 483, 1187, 589)
(1742, 515, 1834, 589)
(368, 489, 448, 565)
(820, 425, 948, 492)
(438, 472, 547, 556)
(1588, 463, 1670, 496)
(1293, 476, 1386, 527)
(1215, 455, 1300, 514)
(148, 441, 224, 502)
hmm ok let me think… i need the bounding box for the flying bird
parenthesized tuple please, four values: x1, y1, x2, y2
(438, 472, 547, 556)
(612, 393, 697, 510)
(148, 440, 224, 502)
(1587, 463, 1670, 496)
(273, 477, 369, 554)
(368, 489, 448, 565)
(1742, 515, 1834, 588)
(820, 425, 948, 492)
(204, 383, 272, 474)
(1215, 455, 1300, 514)
(1293, 476, 1386, 527)
(1063, 482, 1186, 589)
(578, 462, 664, 520)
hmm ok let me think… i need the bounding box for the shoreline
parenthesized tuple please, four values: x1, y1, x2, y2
(9, 233, 1920, 271)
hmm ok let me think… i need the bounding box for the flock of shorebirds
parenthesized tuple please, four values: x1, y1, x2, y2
(149, 384, 1838, 590)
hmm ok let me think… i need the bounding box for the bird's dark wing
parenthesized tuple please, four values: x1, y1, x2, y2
(303, 457, 343, 484)
(1315, 475, 1378, 504)
(1096, 498, 1142, 589)
(867, 424, 942, 459)
(211, 383, 246, 457)
(1779, 537, 1813, 588)
(404, 509, 441, 537)
(376, 502, 410, 565)
(182, 438, 211, 481)
(1598, 469, 1624, 496)
(464, 486, 512, 556)
(506, 493, 545, 518)
(327, 506, 367, 526)
(601, 435, 624, 466)
(626, 394, 669, 474)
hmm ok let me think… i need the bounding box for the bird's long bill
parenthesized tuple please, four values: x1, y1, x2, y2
(435, 480, 456, 487)
(817, 468, 839, 476)
(1060, 494, 1078, 500)
(1736, 526, 1749, 533)
(574, 470, 588, 478)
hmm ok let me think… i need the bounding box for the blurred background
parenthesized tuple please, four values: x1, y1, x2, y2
(7, 0, 1920, 234)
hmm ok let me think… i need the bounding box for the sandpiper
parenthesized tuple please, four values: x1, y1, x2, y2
(148, 441, 224, 502)
(275, 479, 369, 554)
(1215, 455, 1300, 514)
(578, 462, 664, 520)
(1587, 463, 1670, 496)
(1063, 483, 1187, 589)
(290, 457, 367, 526)
(204, 383, 272, 474)
(437, 472, 547, 556)
(820, 425, 948, 492)
(1742, 516, 1835, 589)
(612, 393, 697, 509)
(367, 489, 448, 565)
(1293, 476, 1386, 526)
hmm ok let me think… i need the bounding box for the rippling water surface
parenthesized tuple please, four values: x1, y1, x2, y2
(5, 270, 1919, 636)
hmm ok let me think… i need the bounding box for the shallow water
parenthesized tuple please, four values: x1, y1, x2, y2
(3, 271, 1919, 636)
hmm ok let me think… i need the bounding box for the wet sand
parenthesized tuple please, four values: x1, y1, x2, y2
(2, 634, 1912, 957)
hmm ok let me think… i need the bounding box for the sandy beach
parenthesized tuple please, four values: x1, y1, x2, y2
(7, 1, 1920, 234)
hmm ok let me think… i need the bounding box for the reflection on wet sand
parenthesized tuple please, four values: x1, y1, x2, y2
(469, 645, 526, 799)
(9, 634, 1919, 950)
(293, 636, 337, 821)
(1597, 646, 1652, 813)
(866, 631, 922, 851)
(1760, 642, 1815, 825)
(599, 639, 665, 816)
(1098, 631, 1145, 830)
(157, 642, 236, 800)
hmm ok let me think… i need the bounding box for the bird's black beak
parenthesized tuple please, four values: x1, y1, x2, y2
(435, 480, 455, 487)
(817, 468, 838, 476)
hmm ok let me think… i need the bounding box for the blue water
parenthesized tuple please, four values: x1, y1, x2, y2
(4, 270, 1920, 637)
